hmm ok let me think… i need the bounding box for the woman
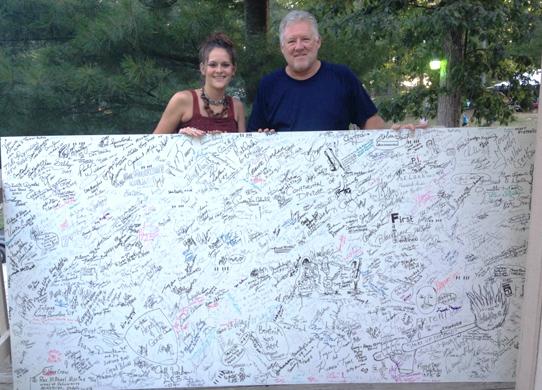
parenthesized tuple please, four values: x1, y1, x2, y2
(153, 33, 245, 135)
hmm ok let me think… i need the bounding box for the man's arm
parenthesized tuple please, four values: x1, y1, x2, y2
(362, 114, 427, 131)
(362, 114, 386, 129)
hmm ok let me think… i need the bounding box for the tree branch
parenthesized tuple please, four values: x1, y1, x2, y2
(0, 36, 74, 43)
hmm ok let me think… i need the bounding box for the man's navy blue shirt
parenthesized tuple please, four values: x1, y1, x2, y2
(248, 61, 378, 132)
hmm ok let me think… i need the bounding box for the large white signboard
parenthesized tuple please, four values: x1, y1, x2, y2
(1, 128, 535, 389)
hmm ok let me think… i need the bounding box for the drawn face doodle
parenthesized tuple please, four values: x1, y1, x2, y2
(416, 286, 437, 314)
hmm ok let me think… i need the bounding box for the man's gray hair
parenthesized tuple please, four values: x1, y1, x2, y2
(279, 10, 320, 46)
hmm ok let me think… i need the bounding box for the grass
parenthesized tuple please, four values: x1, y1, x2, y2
(385, 109, 539, 129)
(506, 110, 539, 129)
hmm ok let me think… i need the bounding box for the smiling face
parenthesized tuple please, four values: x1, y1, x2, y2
(200, 47, 235, 92)
(280, 21, 321, 80)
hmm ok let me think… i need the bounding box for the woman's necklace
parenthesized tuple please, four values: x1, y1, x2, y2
(201, 88, 229, 118)
(201, 88, 226, 105)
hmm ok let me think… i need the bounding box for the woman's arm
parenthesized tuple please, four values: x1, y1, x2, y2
(233, 98, 246, 133)
(153, 91, 192, 134)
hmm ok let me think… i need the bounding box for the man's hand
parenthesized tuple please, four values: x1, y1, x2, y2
(257, 128, 276, 134)
(363, 114, 429, 131)
(391, 121, 429, 131)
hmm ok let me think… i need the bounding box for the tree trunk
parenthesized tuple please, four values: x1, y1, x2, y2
(244, 0, 268, 37)
(244, 0, 269, 102)
(437, 27, 465, 127)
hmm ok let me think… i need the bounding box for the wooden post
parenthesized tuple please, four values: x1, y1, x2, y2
(0, 261, 9, 363)
(515, 57, 542, 390)
(0, 168, 9, 368)
(0, 167, 10, 384)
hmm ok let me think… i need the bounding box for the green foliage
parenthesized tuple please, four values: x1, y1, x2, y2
(1, 0, 540, 135)
(470, 90, 514, 126)
(0, 0, 246, 135)
(239, 33, 284, 103)
(377, 86, 435, 122)
(337, 0, 542, 126)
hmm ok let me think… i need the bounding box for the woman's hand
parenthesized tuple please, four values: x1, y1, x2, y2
(179, 127, 206, 137)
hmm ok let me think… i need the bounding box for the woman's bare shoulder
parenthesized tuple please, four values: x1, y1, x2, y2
(170, 90, 194, 106)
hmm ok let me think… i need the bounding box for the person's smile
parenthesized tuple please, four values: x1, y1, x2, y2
(201, 47, 235, 91)
(281, 21, 321, 79)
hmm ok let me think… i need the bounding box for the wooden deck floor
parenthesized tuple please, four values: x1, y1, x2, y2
(0, 357, 10, 390)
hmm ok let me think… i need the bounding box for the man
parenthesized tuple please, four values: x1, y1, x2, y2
(248, 10, 390, 132)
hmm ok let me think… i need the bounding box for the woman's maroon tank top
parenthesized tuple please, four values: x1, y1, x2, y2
(178, 90, 238, 133)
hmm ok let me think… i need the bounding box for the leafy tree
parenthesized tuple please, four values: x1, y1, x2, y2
(242, 0, 284, 103)
(0, 0, 247, 135)
(2, 0, 540, 135)
(334, 0, 542, 127)
(245, 0, 269, 36)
